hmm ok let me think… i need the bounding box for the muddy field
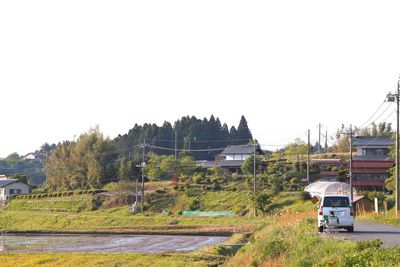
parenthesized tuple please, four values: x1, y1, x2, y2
(0, 234, 228, 253)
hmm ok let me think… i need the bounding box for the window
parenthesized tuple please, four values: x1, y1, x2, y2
(323, 196, 350, 207)
(9, 189, 21, 195)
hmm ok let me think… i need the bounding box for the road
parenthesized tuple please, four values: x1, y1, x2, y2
(329, 221, 400, 247)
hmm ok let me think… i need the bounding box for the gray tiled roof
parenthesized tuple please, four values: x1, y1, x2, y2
(0, 179, 17, 187)
(217, 160, 244, 167)
(220, 145, 254, 155)
(353, 136, 394, 146)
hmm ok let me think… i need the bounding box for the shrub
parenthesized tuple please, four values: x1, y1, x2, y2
(193, 173, 203, 184)
(189, 198, 201, 210)
(300, 191, 311, 201)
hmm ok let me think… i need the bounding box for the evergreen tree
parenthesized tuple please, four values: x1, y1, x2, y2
(236, 115, 253, 142)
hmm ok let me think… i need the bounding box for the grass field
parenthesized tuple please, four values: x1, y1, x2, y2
(225, 212, 400, 267)
(0, 253, 220, 267)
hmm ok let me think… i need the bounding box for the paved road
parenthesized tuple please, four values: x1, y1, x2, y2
(329, 221, 400, 247)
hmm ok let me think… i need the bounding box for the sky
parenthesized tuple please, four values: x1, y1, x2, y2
(1, 0, 400, 157)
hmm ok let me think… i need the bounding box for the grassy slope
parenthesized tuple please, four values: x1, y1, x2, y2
(0, 189, 257, 234)
(224, 195, 400, 267)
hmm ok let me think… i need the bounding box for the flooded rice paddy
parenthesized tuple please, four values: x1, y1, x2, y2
(0, 234, 228, 253)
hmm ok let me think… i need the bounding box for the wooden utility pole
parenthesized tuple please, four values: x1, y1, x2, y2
(397, 78, 400, 217)
(386, 80, 399, 217)
(141, 139, 146, 212)
(174, 131, 177, 159)
(349, 125, 353, 204)
(325, 130, 328, 153)
(307, 129, 310, 183)
(318, 123, 321, 154)
(253, 142, 257, 218)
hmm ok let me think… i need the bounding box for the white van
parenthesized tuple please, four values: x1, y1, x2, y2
(317, 195, 354, 233)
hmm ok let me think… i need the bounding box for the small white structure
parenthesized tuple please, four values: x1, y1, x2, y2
(304, 181, 356, 199)
(0, 177, 30, 200)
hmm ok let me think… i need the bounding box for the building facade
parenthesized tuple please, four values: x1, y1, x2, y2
(0, 176, 30, 200)
(352, 136, 394, 191)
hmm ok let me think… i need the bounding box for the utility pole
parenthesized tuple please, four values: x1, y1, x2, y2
(141, 139, 146, 212)
(307, 129, 310, 184)
(318, 123, 321, 154)
(340, 126, 354, 204)
(253, 142, 257, 218)
(325, 130, 328, 153)
(174, 131, 177, 159)
(349, 125, 353, 204)
(397, 78, 400, 218)
(386, 78, 400, 217)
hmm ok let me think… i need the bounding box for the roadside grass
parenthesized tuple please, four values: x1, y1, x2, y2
(224, 211, 400, 267)
(0, 252, 221, 267)
(357, 209, 400, 226)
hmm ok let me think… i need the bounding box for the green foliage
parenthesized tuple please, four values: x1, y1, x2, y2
(192, 173, 203, 184)
(45, 127, 116, 190)
(146, 154, 196, 180)
(241, 155, 261, 175)
(290, 177, 299, 184)
(300, 191, 311, 201)
(268, 174, 283, 193)
(189, 198, 201, 210)
(284, 138, 308, 157)
(210, 166, 223, 177)
(11, 174, 30, 185)
(255, 193, 271, 212)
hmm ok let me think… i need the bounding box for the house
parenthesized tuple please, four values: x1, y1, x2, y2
(195, 144, 257, 173)
(216, 144, 257, 172)
(311, 159, 347, 181)
(352, 136, 395, 191)
(0, 176, 30, 200)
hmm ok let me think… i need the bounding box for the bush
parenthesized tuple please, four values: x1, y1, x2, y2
(300, 191, 311, 201)
(189, 198, 201, 210)
(193, 173, 203, 184)
(290, 178, 299, 184)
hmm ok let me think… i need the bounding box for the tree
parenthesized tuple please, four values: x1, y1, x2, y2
(284, 138, 308, 157)
(45, 127, 116, 190)
(11, 174, 30, 185)
(236, 115, 252, 141)
(241, 155, 262, 175)
(5, 153, 20, 165)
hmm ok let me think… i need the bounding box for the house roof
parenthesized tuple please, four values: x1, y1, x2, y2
(353, 136, 394, 147)
(219, 145, 254, 155)
(217, 160, 244, 168)
(0, 179, 18, 188)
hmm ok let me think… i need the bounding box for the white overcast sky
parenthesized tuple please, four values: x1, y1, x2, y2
(1, 0, 400, 157)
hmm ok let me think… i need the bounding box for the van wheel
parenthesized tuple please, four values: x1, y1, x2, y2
(347, 227, 354, 233)
(318, 226, 324, 233)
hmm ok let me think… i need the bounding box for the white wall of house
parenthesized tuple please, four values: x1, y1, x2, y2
(225, 154, 251, 161)
(0, 182, 30, 200)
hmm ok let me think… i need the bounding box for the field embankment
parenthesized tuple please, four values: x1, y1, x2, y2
(225, 211, 400, 266)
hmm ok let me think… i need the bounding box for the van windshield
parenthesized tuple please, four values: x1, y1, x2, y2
(323, 196, 350, 207)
